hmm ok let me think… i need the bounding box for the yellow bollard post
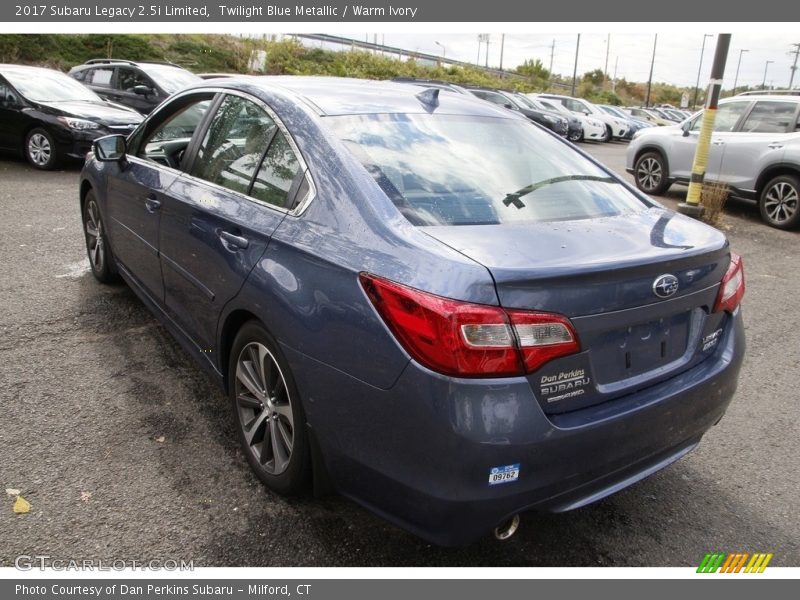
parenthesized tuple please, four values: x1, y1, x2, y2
(678, 34, 731, 218)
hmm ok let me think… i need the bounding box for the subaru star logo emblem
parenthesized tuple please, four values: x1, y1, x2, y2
(653, 274, 679, 298)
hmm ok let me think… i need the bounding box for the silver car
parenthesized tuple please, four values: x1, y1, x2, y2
(626, 95, 800, 229)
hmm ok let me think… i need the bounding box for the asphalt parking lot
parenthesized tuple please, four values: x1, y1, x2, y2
(0, 143, 798, 567)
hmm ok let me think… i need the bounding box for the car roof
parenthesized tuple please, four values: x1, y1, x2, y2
(722, 94, 800, 102)
(198, 75, 518, 118)
(0, 64, 63, 76)
(76, 59, 184, 68)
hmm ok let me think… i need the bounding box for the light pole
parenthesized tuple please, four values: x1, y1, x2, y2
(645, 34, 658, 108)
(732, 49, 748, 95)
(693, 34, 713, 109)
(762, 60, 774, 89)
(434, 41, 446, 60)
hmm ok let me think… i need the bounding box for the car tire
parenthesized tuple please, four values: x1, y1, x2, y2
(600, 125, 612, 143)
(82, 191, 119, 283)
(229, 321, 310, 496)
(568, 129, 582, 142)
(25, 127, 59, 170)
(759, 175, 800, 230)
(634, 151, 670, 195)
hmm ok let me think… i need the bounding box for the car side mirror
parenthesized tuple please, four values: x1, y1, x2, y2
(133, 85, 153, 97)
(503, 103, 516, 110)
(94, 134, 128, 164)
(681, 121, 692, 137)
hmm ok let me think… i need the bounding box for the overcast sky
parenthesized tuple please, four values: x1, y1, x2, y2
(331, 32, 799, 90)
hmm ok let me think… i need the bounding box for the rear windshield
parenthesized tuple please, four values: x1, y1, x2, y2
(142, 64, 201, 94)
(326, 114, 645, 226)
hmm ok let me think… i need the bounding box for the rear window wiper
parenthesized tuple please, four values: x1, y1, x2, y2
(503, 175, 618, 209)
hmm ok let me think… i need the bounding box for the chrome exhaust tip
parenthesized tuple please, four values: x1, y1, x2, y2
(493, 514, 520, 540)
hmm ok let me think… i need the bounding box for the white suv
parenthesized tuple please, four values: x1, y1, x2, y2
(626, 95, 800, 229)
(532, 95, 607, 142)
(539, 93, 629, 142)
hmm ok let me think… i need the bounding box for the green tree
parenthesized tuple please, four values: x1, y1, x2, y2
(582, 69, 605, 86)
(516, 58, 550, 81)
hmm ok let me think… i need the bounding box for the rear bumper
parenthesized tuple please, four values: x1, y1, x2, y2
(287, 309, 745, 546)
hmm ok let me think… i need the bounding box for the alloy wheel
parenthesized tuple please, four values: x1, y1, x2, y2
(763, 181, 798, 225)
(234, 342, 294, 475)
(636, 157, 663, 192)
(84, 200, 105, 273)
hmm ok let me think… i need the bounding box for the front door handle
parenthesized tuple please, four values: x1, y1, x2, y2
(768, 142, 784, 149)
(144, 195, 161, 212)
(219, 230, 250, 250)
(711, 139, 726, 146)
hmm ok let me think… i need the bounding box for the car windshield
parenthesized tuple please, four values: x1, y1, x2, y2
(516, 95, 547, 111)
(326, 114, 645, 226)
(539, 100, 571, 116)
(603, 106, 625, 118)
(504, 94, 530, 110)
(4, 68, 102, 102)
(141, 64, 201, 94)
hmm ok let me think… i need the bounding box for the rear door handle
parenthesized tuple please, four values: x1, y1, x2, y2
(219, 230, 250, 250)
(144, 195, 161, 212)
(711, 139, 725, 146)
(768, 142, 784, 149)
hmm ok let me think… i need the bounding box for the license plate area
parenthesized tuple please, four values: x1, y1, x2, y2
(591, 312, 691, 385)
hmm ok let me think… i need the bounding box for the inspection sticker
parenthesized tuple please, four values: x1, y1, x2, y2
(488, 464, 520, 486)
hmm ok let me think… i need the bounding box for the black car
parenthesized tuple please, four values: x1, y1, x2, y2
(69, 59, 201, 114)
(0, 64, 143, 170)
(466, 87, 569, 137)
(514, 93, 583, 142)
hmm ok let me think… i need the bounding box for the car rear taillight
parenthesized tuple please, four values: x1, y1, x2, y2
(359, 273, 580, 378)
(713, 253, 745, 313)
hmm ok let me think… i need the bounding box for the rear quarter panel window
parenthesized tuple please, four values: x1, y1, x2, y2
(88, 68, 114, 88)
(740, 101, 798, 133)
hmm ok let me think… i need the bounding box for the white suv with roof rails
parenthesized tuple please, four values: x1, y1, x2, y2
(626, 94, 800, 229)
(531, 95, 607, 142)
(538, 93, 629, 142)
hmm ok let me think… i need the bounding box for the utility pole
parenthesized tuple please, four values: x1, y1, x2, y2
(679, 34, 732, 218)
(612, 56, 618, 93)
(499, 34, 505, 72)
(571, 34, 580, 96)
(790, 43, 800, 88)
(549, 39, 555, 77)
(476, 35, 482, 65)
(732, 49, 748, 96)
(485, 34, 490, 68)
(645, 34, 658, 108)
(604, 34, 610, 87)
(762, 60, 774, 89)
(693, 34, 713, 109)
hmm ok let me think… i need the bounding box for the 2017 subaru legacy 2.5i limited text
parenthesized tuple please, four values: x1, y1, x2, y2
(79, 77, 745, 545)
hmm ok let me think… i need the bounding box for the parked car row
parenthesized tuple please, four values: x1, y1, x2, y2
(0, 59, 201, 170)
(0, 64, 143, 169)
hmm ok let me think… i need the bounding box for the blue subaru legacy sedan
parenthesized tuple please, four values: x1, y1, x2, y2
(79, 76, 745, 546)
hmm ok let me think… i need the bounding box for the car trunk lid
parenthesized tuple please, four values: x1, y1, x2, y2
(422, 208, 731, 414)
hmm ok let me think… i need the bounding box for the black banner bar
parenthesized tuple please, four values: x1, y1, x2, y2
(0, 0, 795, 22)
(2, 579, 797, 600)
